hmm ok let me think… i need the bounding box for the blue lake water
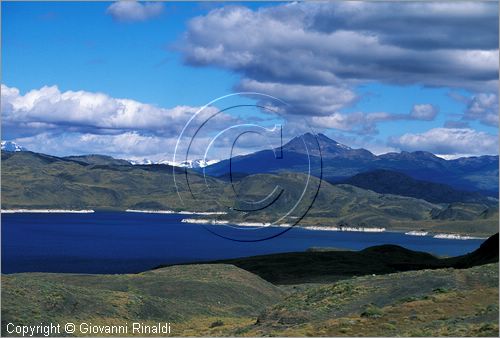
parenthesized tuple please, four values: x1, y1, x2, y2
(1, 212, 485, 274)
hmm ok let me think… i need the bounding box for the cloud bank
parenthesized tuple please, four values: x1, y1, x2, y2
(179, 1, 498, 130)
(1, 84, 206, 137)
(181, 2, 498, 92)
(389, 128, 498, 156)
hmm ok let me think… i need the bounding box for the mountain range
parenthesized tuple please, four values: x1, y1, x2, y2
(3, 135, 498, 197)
(204, 133, 499, 197)
(129, 158, 220, 168)
(2, 133, 499, 198)
(2, 148, 498, 236)
(1, 141, 220, 169)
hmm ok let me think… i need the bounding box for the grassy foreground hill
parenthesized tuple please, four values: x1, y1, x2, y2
(245, 263, 499, 337)
(1, 264, 285, 336)
(2, 256, 498, 336)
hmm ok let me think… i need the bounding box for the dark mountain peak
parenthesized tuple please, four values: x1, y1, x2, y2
(315, 132, 341, 144)
(287, 132, 343, 147)
(283, 133, 317, 152)
(283, 133, 374, 159)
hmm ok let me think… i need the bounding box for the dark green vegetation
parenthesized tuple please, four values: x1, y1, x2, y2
(63, 154, 132, 166)
(2, 150, 497, 236)
(2, 237, 498, 336)
(245, 263, 499, 336)
(1, 264, 284, 336)
(228, 173, 498, 236)
(160, 233, 500, 284)
(343, 169, 496, 205)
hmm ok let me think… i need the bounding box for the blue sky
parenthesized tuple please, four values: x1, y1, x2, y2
(2, 2, 235, 106)
(2, 1, 498, 161)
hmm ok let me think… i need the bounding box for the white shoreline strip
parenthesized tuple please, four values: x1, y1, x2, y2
(405, 231, 429, 236)
(1, 210, 487, 240)
(1, 209, 94, 213)
(181, 219, 229, 225)
(181, 219, 290, 227)
(433, 233, 485, 240)
(178, 211, 227, 215)
(126, 209, 175, 214)
(126, 209, 227, 215)
(304, 226, 386, 232)
(181, 219, 385, 232)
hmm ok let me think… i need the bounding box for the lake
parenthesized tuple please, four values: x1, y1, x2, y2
(1, 212, 485, 274)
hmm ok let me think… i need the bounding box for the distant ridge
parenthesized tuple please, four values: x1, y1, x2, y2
(343, 169, 495, 205)
(64, 154, 131, 166)
(204, 132, 499, 196)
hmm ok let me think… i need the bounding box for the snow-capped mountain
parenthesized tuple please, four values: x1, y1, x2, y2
(1, 141, 27, 152)
(129, 158, 220, 168)
(159, 159, 220, 168)
(128, 158, 154, 165)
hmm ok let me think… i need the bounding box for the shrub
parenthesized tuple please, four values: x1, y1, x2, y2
(361, 304, 383, 318)
(210, 320, 224, 328)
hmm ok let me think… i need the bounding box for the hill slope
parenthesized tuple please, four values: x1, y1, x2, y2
(1, 151, 228, 211)
(2, 151, 497, 236)
(343, 169, 495, 205)
(1, 264, 285, 336)
(174, 233, 499, 284)
(245, 263, 499, 336)
(2, 259, 497, 336)
(224, 173, 498, 236)
(63, 154, 131, 166)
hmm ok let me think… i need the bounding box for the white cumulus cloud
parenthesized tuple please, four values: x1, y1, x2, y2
(0, 84, 218, 137)
(389, 128, 498, 156)
(410, 104, 438, 121)
(107, 0, 164, 22)
(465, 93, 499, 126)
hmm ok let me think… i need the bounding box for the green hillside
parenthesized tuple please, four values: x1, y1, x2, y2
(1, 151, 229, 211)
(63, 154, 132, 166)
(343, 169, 495, 205)
(163, 233, 499, 284)
(226, 173, 498, 236)
(2, 262, 497, 336)
(2, 151, 498, 236)
(2, 237, 498, 336)
(245, 263, 499, 336)
(1, 264, 285, 336)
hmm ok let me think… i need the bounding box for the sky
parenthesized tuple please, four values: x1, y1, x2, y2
(1, 1, 499, 162)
